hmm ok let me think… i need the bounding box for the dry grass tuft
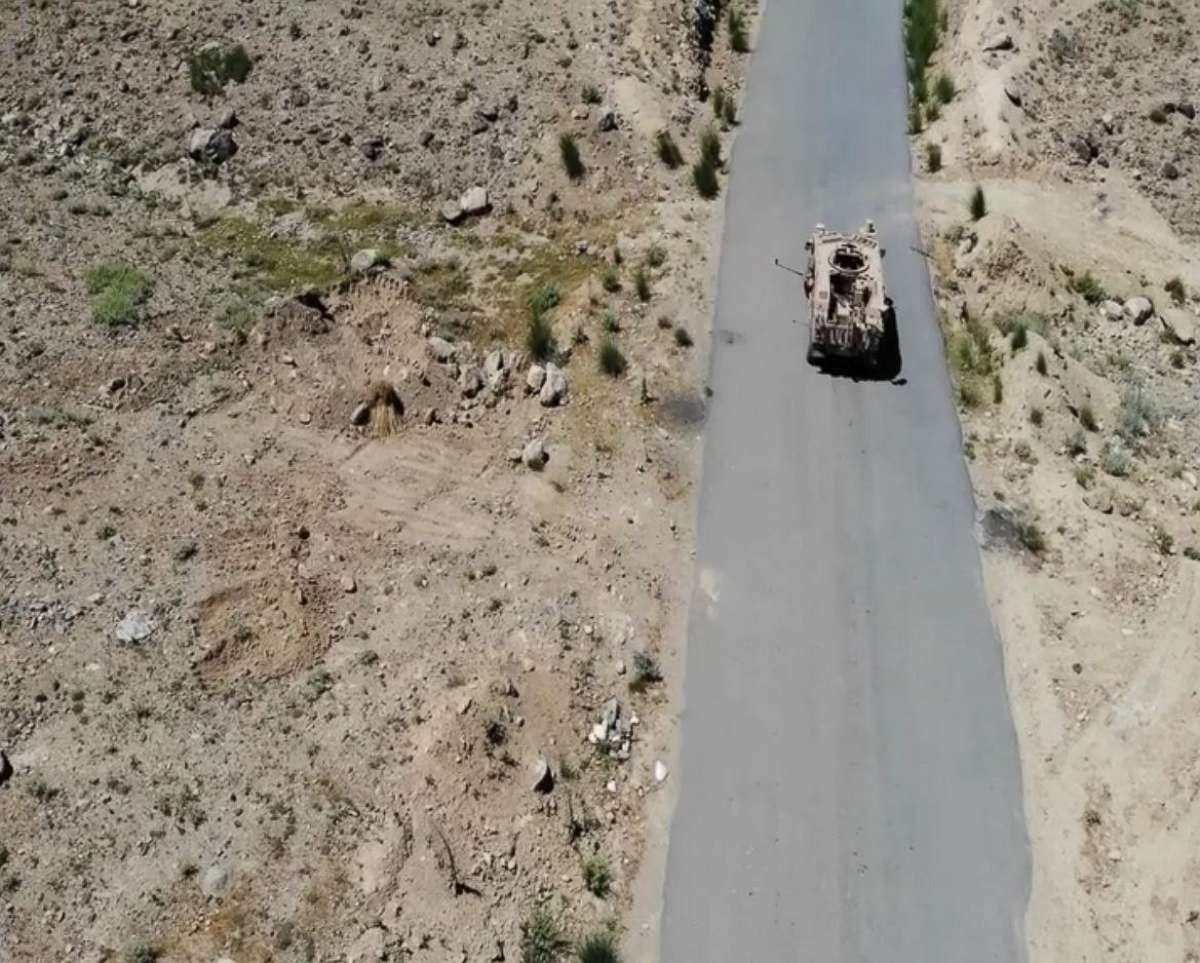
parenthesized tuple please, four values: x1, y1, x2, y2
(366, 381, 404, 437)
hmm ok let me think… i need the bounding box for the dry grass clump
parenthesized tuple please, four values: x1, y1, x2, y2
(366, 381, 404, 437)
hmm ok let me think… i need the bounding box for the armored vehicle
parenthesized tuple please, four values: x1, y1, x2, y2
(802, 221, 893, 369)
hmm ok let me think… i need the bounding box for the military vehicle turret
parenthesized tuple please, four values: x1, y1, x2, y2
(802, 221, 893, 370)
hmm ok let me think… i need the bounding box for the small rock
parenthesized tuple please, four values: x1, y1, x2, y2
(201, 863, 231, 898)
(1084, 489, 1115, 515)
(1160, 307, 1197, 345)
(531, 757, 554, 793)
(654, 760, 669, 783)
(981, 32, 1014, 52)
(522, 438, 548, 470)
(539, 363, 568, 407)
(526, 364, 546, 393)
(217, 109, 238, 130)
(115, 611, 154, 644)
(428, 336, 458, 362)
(459, 186, 489, 215)
(459, 366, 484, 398)
(598, 107, 618, 131)
(1182, 470, 1198, 489)
(441, 199, 465, 224)
(350, 248, 388, 274)
(483, 349, 508, 390)
(1179, 102, 1196, 121)
(341, 574, 358, 594)
(1125, 296, 1154, 324)
(351, 402, 371, 426)
(1003, 82, 1022, 106)
(1162, 160, 1181, 181)
(1101, 112, 1115, 133)
(359, 135, 385, 161)
(0, 749, 12, 786)
(188, 127, 237, 164)
(1099, 299, 1125, 320)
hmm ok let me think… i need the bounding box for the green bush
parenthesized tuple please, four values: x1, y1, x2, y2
(1118, 383, 1158, 440)
(1010, 324, 1028, 352)
(722, 94, 738, 127)
(1102, 440, 1132, 477)
(598, 337, 627, 377)
(527, 312, 556, 362)
(654, 130, 684, 169)
(700, 128, 721, 167)
(693, 158, 719, 198)
(924, 100, 941, 122)
(521, 909, 570, 963)
(908, 103, 924, 134)
(934, 73, 956, 104)
(582, 853, 612, 897)
(560, 133, 585, 180)
(634, 267, 650, 302)
(1078, 404, 1099, 432)
(188, 43, 253, 96)
(1068, 271, 1107, 304)
(1066, 428, 1087, 455)
(85, 262, 154, 327)
(601, 266, 621, 293)
(728, 7, 749, 52)
(926, 142, 942, 172)
(529, 284, 561, 316)
(582, 84, 603, 105)
(1075, 465, 1095, 488)
(1166, 276, 1187, 304)
(711, 86, 727, 118)
(673, 326, 693, 347)
(1019, 522, 1046, 555)
(577, 931, 620, 963)
(904, 0, 941, 102)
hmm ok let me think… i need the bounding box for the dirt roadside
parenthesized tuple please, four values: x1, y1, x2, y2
(0, 1, 754, 960)
(912, 0, 1200, 958)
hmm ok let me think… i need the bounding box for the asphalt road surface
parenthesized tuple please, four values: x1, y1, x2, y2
(657, 1, 1031, 960)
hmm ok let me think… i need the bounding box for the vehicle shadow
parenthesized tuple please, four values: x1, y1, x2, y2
(814, 307, 904, 384)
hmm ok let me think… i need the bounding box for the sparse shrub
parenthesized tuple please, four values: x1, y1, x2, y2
(86, 262, 154, 327)
(711, 86, 727, 118)
(1118, 383, 1158, 440)
(700, 128, 721, 167)
(1102, 440, 1132, 477)
(674, 326, 693, 348)
(1010, 324, 1028, 352)
(728, 7, 749, 52)
(960, 381, 981, 408)
(601, 266, 621, 292)
(1014, 439, 1035, 462)
(654, 130, 684, 169)
(934, 73, 956, 104)
(722, 95, 737, 127)
(598, 337, 627, 377)
(1152, 525, 1175, 556)
(1066, 429, 1088, 455)
(582, 853, 613, 897)
(529, 284, 561, 316)
(577, 931, 620, 963)
(924, 100, 941, 122)
(1036, 350, 1048, 375)
(1149, 107, 1168, 124)
(560, 133, 585, 180)
(1019, 522, 1046, 555)
(1029, 406, 1043, 426)
(485, 719, 507, 746)
(1184, 546, 1200, 562)
(969, 185, 987, 221)
(645, 245, 666, 268)
(629, 650, 663, 693)
(1068, 271, 1106, 304)
(693, 158, 720, 198)
(188, 43, 253, 97)
(582, 84, 603, 105)
(634, 267, 650, 302)
(126, 945, 160, 963)
(905, 0, 941, 103)
(926, 142, 942, 172)
(1075, 464, 1095, 488)
(1079, 404, 1099, 432)
(1166, 276, 1187, 305)
(908, 103, 924, 134)
(992, 374, 1003, 404)
(521, 909, 570, 963)
(527, 312, 557, 362)
(603, 310, 620, 333)
(1172, 349, 1188, 369)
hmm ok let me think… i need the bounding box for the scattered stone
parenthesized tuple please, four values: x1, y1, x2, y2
(1084, 489, 1115, 515)
(217, 109, 238, 130)
(1125, 296, 1154, 324)
(1160, 307, 1197, 345)
(531, 757, 554, 793)
(1099, 299, 1125, 320)
(539, 363, 568, 407)
(526, 364, 546, 394)
(654, 760, 669, 783)
(459, 366, 484, 398)
(1162, 160, 1181, 181)
(428, 336, 459, 362)
(1101, 112, 1115, 134)
(359, 135, 385, 161)
(341, 574, 358, 594)
(598, 107, 618, 131)
(0, 749, 11, 786)
(1179, 102, 1196, 121)
(1003, 82, 1022, 107)
(522, 438, 548, 470)
(441, 199, 465, 224)
(350, 248, 388, 274)
(484, 349, 508, 390)
(115, 610, 154, 644)
(188, 127, 238, 164)
(351, 402, 371, 426)
(459, 186, 490, 215)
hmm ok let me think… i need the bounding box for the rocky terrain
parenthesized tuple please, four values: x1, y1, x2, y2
(912, 0, 1200, 957)
(0, 1, 754, 961)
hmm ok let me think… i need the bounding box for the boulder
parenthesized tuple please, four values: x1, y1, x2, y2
(526, 364, 546, 393)
(982, 32, 1014, 52)
(1179, 102, 1196, 120)
(1099, 299, 1125, 320)
(531, 757, 554, 793)
(350, 402, 371, 426)
(427, 336, 458, 362)
(349, 248, 387, 274)
(459, 365, 484, 398)
(1101, 112, 1116, 133)
(598, 107, 618, 131)
(459, 186, 489, 215)
(521, 438, 548, 469)
(115, 611, 154, 644)
(1162, 160, 1181, 180)
(440, 199, 465, 223)
(539, 363, 568, 407)
(483, 349, 508, 390)
(1003, 82, 1022, 107)
(1160, 307, 1197, 345)
(188, 127, 238, 164)
(1125, 296, 1154, 324)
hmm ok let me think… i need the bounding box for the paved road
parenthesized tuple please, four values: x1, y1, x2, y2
(657, 1, 1031, 960)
